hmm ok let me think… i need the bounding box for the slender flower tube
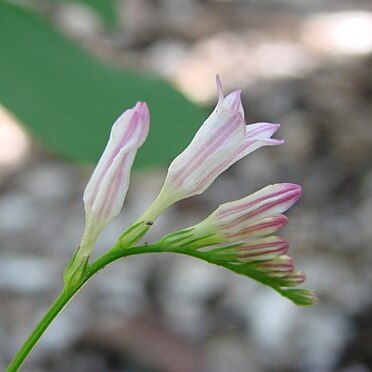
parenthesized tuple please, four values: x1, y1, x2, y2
(80, 102, 150, 256)
(275, 271, 306, 287)
(236, 236, 290, 262)
(142, 76, 283, 221)
(254, 254, 295, 277)
(212, 236, 289, 262)
(172, 183, 301, 248)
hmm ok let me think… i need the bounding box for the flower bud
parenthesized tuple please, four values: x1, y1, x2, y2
(255, 255, 295, 277)
(236, 236, 289, 262)
(158, 76, 283, 205)
(191, 183, 301, 245)
(282, 289, 319, 306)
(276, 271, 306, 287)
(80, 102, 150, 254)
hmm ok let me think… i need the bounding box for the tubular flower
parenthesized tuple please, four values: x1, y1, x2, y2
(155, 76, 283, 208)
(235, 236, 290, 263)
(192, 183, 301, 245)
(81, 102, 150, 254)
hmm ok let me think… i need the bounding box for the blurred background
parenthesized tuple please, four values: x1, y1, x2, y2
(1, 0, 372, 371)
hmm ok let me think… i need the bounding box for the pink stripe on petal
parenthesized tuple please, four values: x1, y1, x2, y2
(171, 112, 244, 187)
(215, 75, 224, 110)
(218, 184, 301, 219)
(83, 101, 149, 233)
(160, 76, 287, 203)
(256, 255, 294, 273)
(233, 138, 284, 162)
(245, 122, 280, 138)
(97, 155, 126, 221)
(244, 192, 300, 220)
(222, 90, 244, 116)
(239, 247, 288, 261)
(277, 271, 306, 287)
(193, 123, 282, 191)
(241, 214, 288, 233)
(236, 236, 289, 258)
(227, 214, 288, 239)
(85, 103, 149, 210)
(239, 239, 288, 251)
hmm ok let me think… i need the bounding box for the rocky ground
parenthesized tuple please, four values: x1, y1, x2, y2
(1, 0, 372, 371)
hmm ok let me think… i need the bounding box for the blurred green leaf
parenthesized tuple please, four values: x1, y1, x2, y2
(0, 1, 205, 167)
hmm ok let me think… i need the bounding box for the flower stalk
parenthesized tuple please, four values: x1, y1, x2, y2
(7, 76, 317, 372)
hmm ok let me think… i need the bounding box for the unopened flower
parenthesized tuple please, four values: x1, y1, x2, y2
(282, 289, 318, 306)
(236, 236, 289, 263)
(147, 76, 283, 216)
(254, 254, 294, 277)
(80, 102, 150, 254)
(176, 183, 301, 247)
(275, 271, 306, 287)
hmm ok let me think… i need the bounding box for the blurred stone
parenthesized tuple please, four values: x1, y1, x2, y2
(18, 162, 76, 203)
(0, 192, 37, 233)
(204, 335, 260, 372)
(294, 307, 353, 372)
(0, 257, 58, 292)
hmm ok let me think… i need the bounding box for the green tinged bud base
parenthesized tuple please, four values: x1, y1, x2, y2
(63, 248, 89, 292)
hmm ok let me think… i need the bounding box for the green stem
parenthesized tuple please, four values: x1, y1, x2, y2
(6, 243, 164, 372)
(6, 290, 72, 372)
(88, 244, 163, 278)
(7, 237, 298, 371)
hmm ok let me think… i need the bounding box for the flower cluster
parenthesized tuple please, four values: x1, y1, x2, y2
(160, 183, 316, 305)
(73, 76, 316, 305)
(8, 76, 319, 372)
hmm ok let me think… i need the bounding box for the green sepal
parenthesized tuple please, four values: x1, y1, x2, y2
(159, 228, 219, 250)
(158, 229, 194, 246)
(280, 288, 318, 306)
(118, 221, 150, 249)
(63, 248, 89, 292)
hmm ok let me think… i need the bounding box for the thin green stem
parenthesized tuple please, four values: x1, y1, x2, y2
(88, 244, 165, 278)
(6, 243, 165, 372)
(7, 237, 297, 371)
(6, 290, 72, 372)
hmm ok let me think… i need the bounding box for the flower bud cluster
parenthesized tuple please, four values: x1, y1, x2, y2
(72, 76, 316, 305)
(161, 183, 317, 304)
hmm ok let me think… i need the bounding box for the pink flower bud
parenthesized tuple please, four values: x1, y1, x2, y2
(192, 183, 301, 244)
(276, 271, 306, 287)
(255, 255, 295, 277)
(236, 236, 289, 262)
(160, 76, 283, 202)
(225, 214, 289, 241)
(81, 102, 149, 251)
